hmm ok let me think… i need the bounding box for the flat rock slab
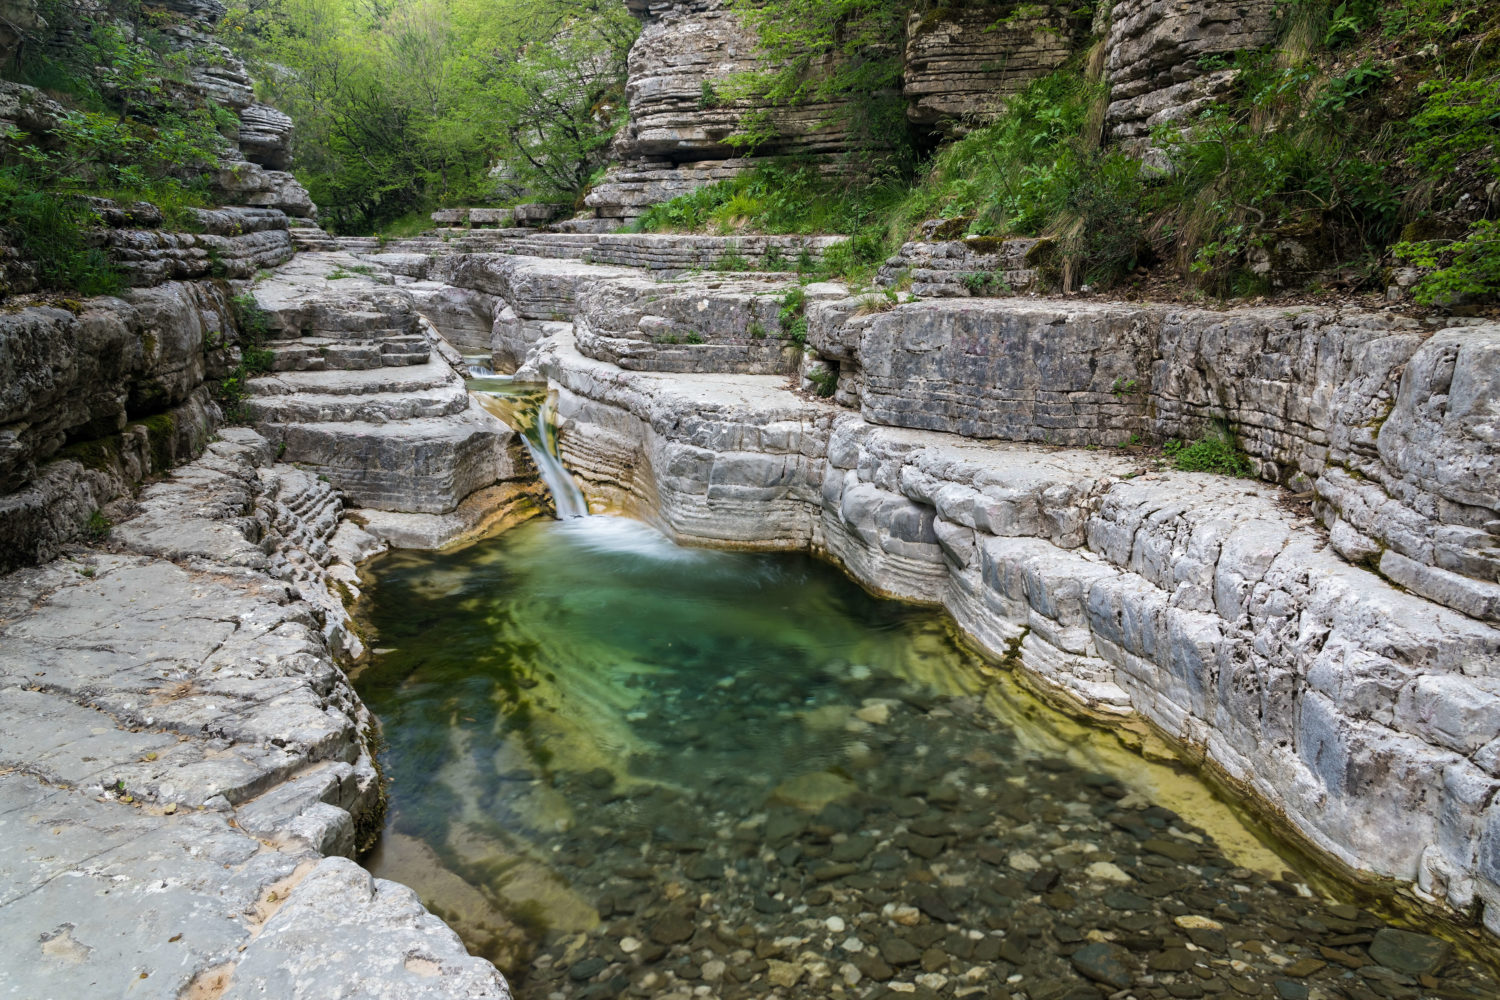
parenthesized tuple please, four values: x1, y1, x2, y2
(0, 431, 510, 999)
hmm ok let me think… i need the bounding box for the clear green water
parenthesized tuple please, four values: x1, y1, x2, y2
(355, 516, 1498, 1000)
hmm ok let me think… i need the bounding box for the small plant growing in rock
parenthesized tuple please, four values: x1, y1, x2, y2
(683, 331, 705, 344)
(242, 345, 275, 374)
(763, 247, 787, 271)
(1110, 377, 1139, 398)
(1163, 428, 1252, 477)
(84, 509, 111, 542)
(715, 253, 752, 272)
(806, 366, 838, 397)
(748, 321, 768, 339)
(960, 271, 1010, 295)
(779, 287, 808, 345)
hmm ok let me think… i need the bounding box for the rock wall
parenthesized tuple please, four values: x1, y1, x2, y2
(903, 4, 1083, 134)
(1103, 0, 1282, 159)
(0, 0, 316, 565)
(802, 297, 1500, 627)
(415, 242, 1500, 941)
(572, 0, 1311, 227)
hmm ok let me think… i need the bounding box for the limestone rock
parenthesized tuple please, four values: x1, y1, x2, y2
(246, 253, 528, 515)
(575, 273, 798, 374)
(0, 428, 510, 998)
(238, 102, 296, 170)
(516, 292, 1500, 935)
(876, 236, 1043, 297)
(903, 4, 1083, 133)
(1104, 0, 1283, 160)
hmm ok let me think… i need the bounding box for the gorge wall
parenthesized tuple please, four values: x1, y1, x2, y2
(580, 0, 1296, 225)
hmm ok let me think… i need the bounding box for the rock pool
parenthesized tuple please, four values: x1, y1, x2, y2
(355, 515, 1497, 1000)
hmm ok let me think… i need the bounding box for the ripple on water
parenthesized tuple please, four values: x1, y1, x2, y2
(355, 516, 1499, 999)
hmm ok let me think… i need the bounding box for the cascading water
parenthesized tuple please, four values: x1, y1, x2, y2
(463, 354, 496, 377)
(467, 370, 589, 519)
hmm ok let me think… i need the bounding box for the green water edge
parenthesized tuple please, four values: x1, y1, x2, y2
(350, 514, 1500, 998)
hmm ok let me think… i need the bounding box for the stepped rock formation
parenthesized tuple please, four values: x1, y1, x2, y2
(0, 428, 511, 999)
(386, 234, 1500, 940)
(5, 202, 1500, 991)
(1104, 0, 1283, 160)
(574, 0, 1308, 226)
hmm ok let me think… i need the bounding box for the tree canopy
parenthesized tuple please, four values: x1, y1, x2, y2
(224, 0, 637, 232)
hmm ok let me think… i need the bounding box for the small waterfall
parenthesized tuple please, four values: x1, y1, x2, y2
(467, 373, 589, 519)
(463, 354, 496, 378)
(523, 398, 589, 519)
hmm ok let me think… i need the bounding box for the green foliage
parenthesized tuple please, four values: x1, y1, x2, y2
(1163, 430, 1252, 477)
(779, 286, 808, 344)
(0, 0, 235, 295)
(231, 293, 273, 342)
(85, 509, 112, 542)
(1407, 77, 1500, 182)
(723, 0, 906, 106)
(889, 70, 1107, 240)
(715, 253, 752, 272)
(242, 346, 276, 373)
(223, 0, 637, 232)
(634, 163, 903, 237)
(0, 170, 121, 295)
(806, 365, 838, 397)
(1394, 219, 1500, 304)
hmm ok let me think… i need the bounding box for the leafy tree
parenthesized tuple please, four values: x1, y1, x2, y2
(223, 0, 635, 231)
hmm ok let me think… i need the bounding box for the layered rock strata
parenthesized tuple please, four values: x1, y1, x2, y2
(0, 427, 511, 999)
(0, 0, 313, 562)
(903, 4, 1083, 133)
(585, 0, 887, 224)
(877, 236, 1043, 296)
(1103, 0, 1283, 159)
(406, 245, 1500, 939)
(242, 251, 534, 541)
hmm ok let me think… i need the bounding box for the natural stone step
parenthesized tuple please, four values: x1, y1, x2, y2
(264, 335, 430, 372)
(247, 356, 461, 398)
(877, 237, 1043, 296)
(245, 383, 470, 425)
(260, 402, 521, 514)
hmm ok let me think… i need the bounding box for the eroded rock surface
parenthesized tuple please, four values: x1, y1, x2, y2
(0, 428, 511, 999)
(903, 4, 1084, 133)
(244, 252, 532, 522)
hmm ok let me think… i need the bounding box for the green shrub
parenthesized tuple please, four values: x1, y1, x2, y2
(84, 509, 112, 542)
(1394, 219, 1500, 305)
(0, 171, 122, 296)
(1163, 430, 1252, 477)
(778, 286, 808, 345)
(807, 365, 838, 397)
(242, 345, 276, 373)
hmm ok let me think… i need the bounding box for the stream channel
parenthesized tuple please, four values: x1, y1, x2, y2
(352, 375, 1499, 1000)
